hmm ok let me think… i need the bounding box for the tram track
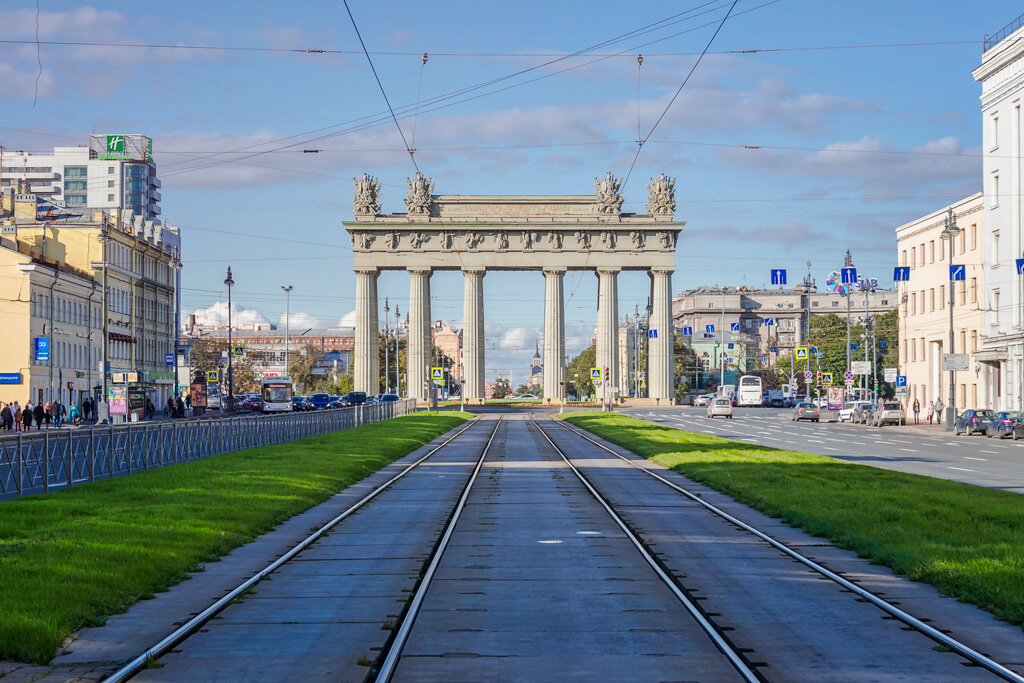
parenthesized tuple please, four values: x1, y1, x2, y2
(103, 415, 498, 682)
(540, 415, 1024, 683)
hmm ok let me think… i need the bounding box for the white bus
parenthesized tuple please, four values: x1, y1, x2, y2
(261, 375, 294, 413)
(737, 375, 763, 407)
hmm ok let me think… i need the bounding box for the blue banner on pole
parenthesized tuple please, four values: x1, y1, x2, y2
(1017, 258, 1024, 275)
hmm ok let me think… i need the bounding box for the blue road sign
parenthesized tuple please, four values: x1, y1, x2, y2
(879, 341, 888, 349)
(730, 322, 740, 331)
(841, 267, 857, 284)
(724, 357, 734, 364)
(648, 329, 658, 339)
(682, 326, 693, 336)
(0, 373, 21, 384)
(431, 367, 444, 380)
(770, 346, 777, 353)
(896, 375, 908, 387)
(818, 352, 824, 359)
(810, 347, 818, 355)
(949, 264, 965, 281)
(894, 266, 910, 282)
(34, 337, 49, 362)
(761, 356, 768, 364)
(207, 370, 219, 383)
(795, 347, 808, 359)
(165, 353, 175, 366)
(851, 343, 858, 350)
(764, 317, 774, 326)
(1018, 258, 1024, 275)
(705, 324, 715, 334)
(771, 268, 787, 285)
(727, 343, 734, 349)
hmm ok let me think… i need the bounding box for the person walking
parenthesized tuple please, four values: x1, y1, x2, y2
(145, 397, 155, 421)
(175, 396, 185, 419)
(912, 398, 920, 425)
(1, 403, 11, 431)
(927, 401, 935, 424)
(165, 397, 173, 418)
(934, 398, 944, 425)
(69, 401, 81, 426)
(13, 402, 22, 432)
(23, 401, 33, 431)
(34, 403, 45, 430)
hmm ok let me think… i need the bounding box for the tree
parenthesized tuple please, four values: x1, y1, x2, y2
(491, 376, 512, 399)
(189, 337, 267, 392)
(566, 344, 596, 399)
(288, 344, 322, 393)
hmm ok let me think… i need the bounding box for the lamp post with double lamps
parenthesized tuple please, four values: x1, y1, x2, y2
(940, 207, 961, 431)
(224, 267, 235, 413)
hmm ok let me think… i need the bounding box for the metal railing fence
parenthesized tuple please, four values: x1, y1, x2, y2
(0, 399, 417, 499)
(985, 12, 1024, 52)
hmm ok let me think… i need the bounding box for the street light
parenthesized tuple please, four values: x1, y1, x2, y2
(224, 266, 235, 412)
(172, 250, 183, 398)
(383, 298, 390, 393)
(281, 285, 293, 377)
(940, 207, 961, 431)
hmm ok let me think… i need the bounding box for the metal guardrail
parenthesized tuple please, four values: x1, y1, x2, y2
(0, 399, 417, 499)
(985, 12, 1024, 52)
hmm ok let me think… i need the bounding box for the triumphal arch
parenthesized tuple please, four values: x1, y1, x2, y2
(343, 171, 683, 405)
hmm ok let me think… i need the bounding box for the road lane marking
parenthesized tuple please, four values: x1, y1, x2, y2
(978, 450, 998, 454)
(964, 457, 987, 461)
(899, 448, 918, 452)
(947, 466, 975, 472)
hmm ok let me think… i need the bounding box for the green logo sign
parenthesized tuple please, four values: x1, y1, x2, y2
(106, 135, 125, 153)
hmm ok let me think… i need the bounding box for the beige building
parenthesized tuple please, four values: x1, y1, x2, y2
(896, 193, 988, 410)
(1, 189, 181, 410)
(432, 323, 463, 382)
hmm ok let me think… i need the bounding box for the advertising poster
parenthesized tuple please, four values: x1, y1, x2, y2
(108, 386, 127, 415)
(827, 386, 845, 411)
(190, 382, 207, 408)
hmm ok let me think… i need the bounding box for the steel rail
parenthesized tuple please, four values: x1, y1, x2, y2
(530, 417, 760, 683)
(103, 415, 485, 683)
(549, 416, 1024, 683)
(374, 417, 502, 681)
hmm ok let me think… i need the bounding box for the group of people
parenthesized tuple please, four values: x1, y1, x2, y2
(911, 398, 945, 425)
(164, 394, 192, 418)
(0, 399, 86, 431)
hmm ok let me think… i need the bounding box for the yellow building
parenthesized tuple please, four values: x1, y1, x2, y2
(0, 189, 181, 412)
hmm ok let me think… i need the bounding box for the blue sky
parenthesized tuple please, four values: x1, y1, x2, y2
(1, 0, 1017, 381)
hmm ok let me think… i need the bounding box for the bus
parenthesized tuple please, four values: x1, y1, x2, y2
(737, 375, 763, 407)
(261, 375, 294, 413)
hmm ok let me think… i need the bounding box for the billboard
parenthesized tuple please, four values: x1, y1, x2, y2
(89, 134, 154, 163)
(827, 386, 845, 411)
(108, 386, 127, 415)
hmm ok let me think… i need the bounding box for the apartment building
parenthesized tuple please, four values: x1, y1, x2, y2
(896, 194, 988, 410)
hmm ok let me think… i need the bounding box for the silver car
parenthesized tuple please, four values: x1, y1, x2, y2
(872, 401, 906, 427)
(791, 402, 820, 422)
(707, 398, 733, 419)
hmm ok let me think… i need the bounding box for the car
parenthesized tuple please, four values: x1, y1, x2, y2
(871, 401, 905, 427)
(291, 396, 307, 411)
(379, 393, 399, 403)
(342, 391, 368, 406)
(364, 394, 383, 406)
(307, 393, 332, 409)
(852, 403, 876, 424)
(839, 401, 871, 423)
(954, 409, 996, 435)
(984, 411, 1021, 438)
(694, 395, 711, 407)
(791, 401, 820, 422)
(707, 397, 733, 419)
(240, 394, 263, 411)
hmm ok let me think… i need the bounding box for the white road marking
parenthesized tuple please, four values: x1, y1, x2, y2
(978, 450, 998, 454)
(964, 457, 987, 462)
(899, 448, 918, 452)
(947, 466, 975, 472)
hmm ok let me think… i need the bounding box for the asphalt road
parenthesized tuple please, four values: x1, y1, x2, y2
(620, 407, 1024, 494)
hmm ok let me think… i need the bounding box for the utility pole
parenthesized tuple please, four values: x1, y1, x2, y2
(383, 298, 390, 393)
(173, 250, 183, 397)
(844, 249, 853, 384)
(941, 208, 961, 430)
(720, 289, 726, 386)
(281, 285, 293, 377)
(224, 267, 235, 412)
(394, 305, 401, 396)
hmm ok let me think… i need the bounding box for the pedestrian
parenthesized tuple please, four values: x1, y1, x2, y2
(69, 401, 80, 425)
(44, 402, 52, 428)
(145, 397, 155, 420)
(13, 402, 22, 432)
(165, 397, 173, 418)
(184, 393, 191, 411)
(57, 400, 67, 428)
(34, 403, 45, 430)
(1, 403, 11, 431)
(912, 398, 920, 425)
(934, 398, 944, 425)
(23, 401, 33, 431)
(927, 401, 935, 424)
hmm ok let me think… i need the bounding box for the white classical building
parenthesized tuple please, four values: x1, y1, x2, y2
(896, 194, 989, 410)
(973, 15, 1024, 410)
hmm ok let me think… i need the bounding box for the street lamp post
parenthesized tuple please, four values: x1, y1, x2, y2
(281, 285, 293, 377)
(940, 207, 961, 431)
(224, 267, 235, 412)
(172, 250, 183, 397)
(383, 298, 390, 393)
(394, 305, 401, 396)
(97, 220, 111, 422)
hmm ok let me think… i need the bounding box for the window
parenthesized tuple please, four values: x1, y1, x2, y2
(970, 224, 977, 250)
(992, 173, 1000, 208)
(901, 249, 908, 266)
(108, 180, 114, 188)
(929, 288, 935, 312)
(970, 277, 977, 304)
(910, 292, 917, 315)
(960, 228, 967, 253)
(971, 330, 977, 351)
(939, 285, 945, 309)
(993, 289, 1001, 325)
(960, 330, 966, 354)
(910, 248, 916, 268)
(929, 240, 935, 263)
(993, 232, 1000, 266)
(107, 193, 114, 202)
(108, 166, 115, 174)
(831, 301, 838, 307)
(991, 114, 999, 149)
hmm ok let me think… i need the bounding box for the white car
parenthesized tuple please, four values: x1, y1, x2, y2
(838, 401, 870, 422)
(707, 398, 733, 419)
(872, 401, 906, 427)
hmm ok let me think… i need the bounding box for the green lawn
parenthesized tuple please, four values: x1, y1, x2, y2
(563, 412, 1024, 629)
(0, 411, 470, 664)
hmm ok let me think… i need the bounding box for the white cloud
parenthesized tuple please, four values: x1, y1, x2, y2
(279, 311, 321, 329)
(338, 310, 357, 327)
(191, 301, 268, 328)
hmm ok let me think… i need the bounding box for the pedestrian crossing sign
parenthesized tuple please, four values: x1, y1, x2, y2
(821, 372, 833, 385)
(591, 368, 603, 380)
(206, 370, 219, 383)
(795, 347, 808, 359)
(431, 367, 444, 380)
(232, 345, 245, 357)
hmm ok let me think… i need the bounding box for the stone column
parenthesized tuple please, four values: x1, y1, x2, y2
(649, 268, 675, 404)
(353, 268, 379, 394)
(462, 268, 485, 403)
(542, 268, 566, 404)
(408, 268, 432, 402)
(595, 268, 620, 403)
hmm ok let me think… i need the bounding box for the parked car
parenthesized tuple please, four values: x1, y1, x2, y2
(307, 393, 332, 409)
(984, 411, 1021, 438)
(852, 403, 877, 424)
(707, 397, 733, 419)
(516, 393, 539, 400)
(954, 409, 996, 435)
(791, 401, 820, 422)
(342, 391, 368, 406)
(871, 401, 905, 427)
(838, 401, 871, 423)
(694, 395, 711, 407)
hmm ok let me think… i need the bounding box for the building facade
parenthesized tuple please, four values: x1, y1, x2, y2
(973, 17, 1024, 410)
(1, 134, 161, 220)
(432, 322, 463, 382)
(896, 194, 988, 410)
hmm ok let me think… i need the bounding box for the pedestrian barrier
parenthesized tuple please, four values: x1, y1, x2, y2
(0, 400, 417, 499)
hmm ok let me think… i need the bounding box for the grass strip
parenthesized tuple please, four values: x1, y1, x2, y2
(0, 411, 470, 664)
(563, 412, 1024, 630)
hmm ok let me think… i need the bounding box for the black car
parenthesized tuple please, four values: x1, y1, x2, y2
(342, 391, 368, 406)
(291, 395, 307, 411)
(954, 409, 996, 436)
(985, 411, 1022, 438)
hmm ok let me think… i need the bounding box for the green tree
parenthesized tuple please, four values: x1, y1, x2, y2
(491, 376, 512, 399)
(288, 344, 322, 393)
(189, 337, 267, 392)
(566, 345, 596, 399)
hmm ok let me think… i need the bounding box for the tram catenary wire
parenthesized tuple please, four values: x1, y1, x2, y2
(102, 415, 498, 683)
(543, 416, 1024, 683)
